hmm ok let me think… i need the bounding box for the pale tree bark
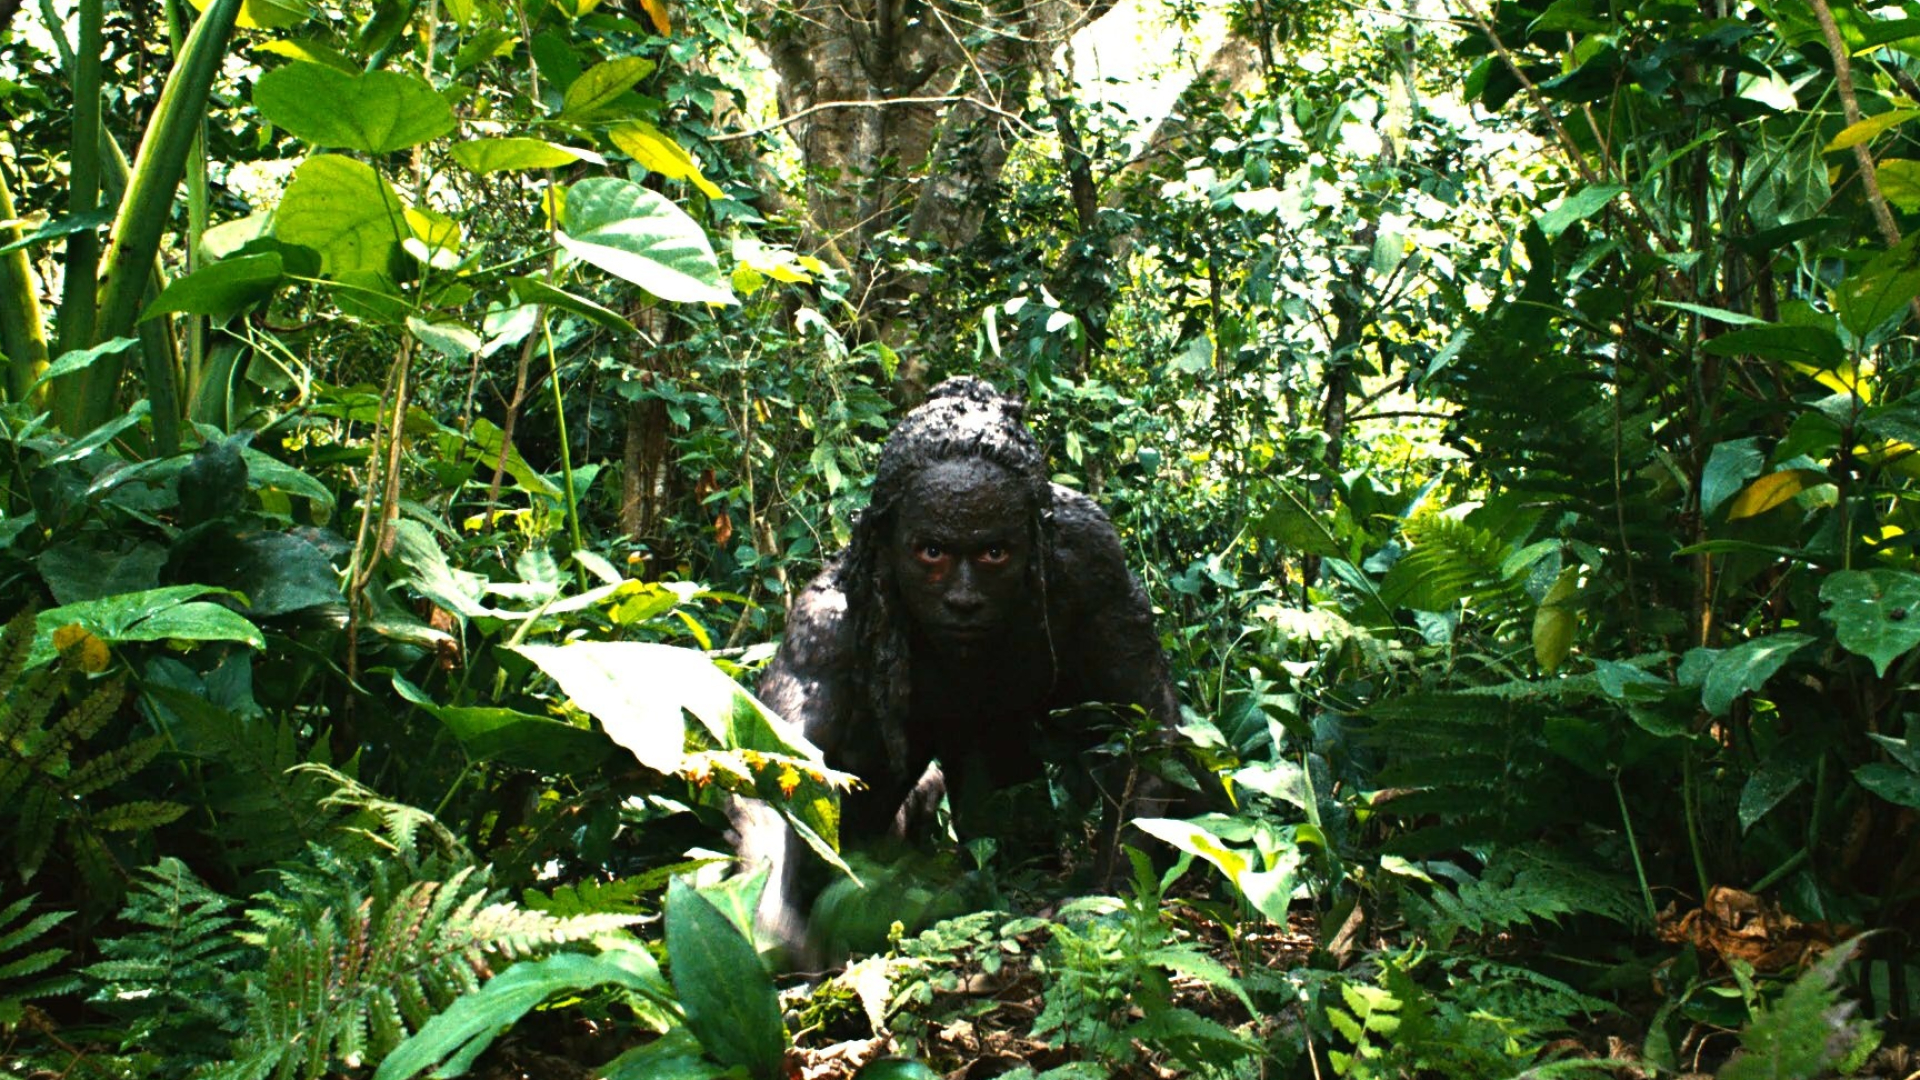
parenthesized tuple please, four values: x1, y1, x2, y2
(749, 0, 1106, 396)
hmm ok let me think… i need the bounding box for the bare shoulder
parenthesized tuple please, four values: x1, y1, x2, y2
(758, 561, 857, 737)
(1048, 483, 1132, 581)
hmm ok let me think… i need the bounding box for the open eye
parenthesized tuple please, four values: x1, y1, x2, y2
(977, 545, 1011, 567)
(915, 543, 947, 566)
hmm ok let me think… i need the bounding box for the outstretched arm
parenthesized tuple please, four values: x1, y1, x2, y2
(729, 568, 856, 963)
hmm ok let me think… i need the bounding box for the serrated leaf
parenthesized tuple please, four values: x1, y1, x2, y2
(608, 120, 722, 198)
(558, 177, 733, 305)
(254, 62, 454, 153)
(1821, 569, 1920, 676)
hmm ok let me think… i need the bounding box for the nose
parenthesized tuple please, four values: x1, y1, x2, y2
(945, 563, 986, 616)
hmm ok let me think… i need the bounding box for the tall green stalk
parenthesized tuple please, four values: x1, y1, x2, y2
(54, 0, 103, 358)
(65, 0, 241, 450)
(0, 162, 49, 403)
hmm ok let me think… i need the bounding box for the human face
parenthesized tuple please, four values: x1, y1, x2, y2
(887, 458, 1034, 645)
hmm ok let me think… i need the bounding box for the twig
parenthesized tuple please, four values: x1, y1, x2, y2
(710, 93, 1044, 143)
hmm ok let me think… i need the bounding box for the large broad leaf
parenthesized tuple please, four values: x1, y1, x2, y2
(1726, 469, 1826, 520)
(1821, 568, 1920, 676)
(1700, 633, 1812, 717)
(1532, 566, 1580, 673)
(254, 62, 454, 153)
(666, 877, 787, 1080)
(557, 177, 735, 305)
(141, 252, 285, 321)
(510, 640, 818, 774)
(1854, 762, 1920, 809)
(273, 155, 409, 275)
(1535, 183, 1625, 238)
(391, 674, 614, 774)
(451, 137, 602, 174)
(1701, 324, 1846, 367)
(32, 586, 264, 667)
(1877, 159, 1920, 213)
(375, 946, 668, 1080)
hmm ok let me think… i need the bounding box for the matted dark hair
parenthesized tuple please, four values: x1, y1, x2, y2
(830, 376, 1056, 771)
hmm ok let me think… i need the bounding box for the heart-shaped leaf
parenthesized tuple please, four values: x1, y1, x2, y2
(255, 62, 454, 152)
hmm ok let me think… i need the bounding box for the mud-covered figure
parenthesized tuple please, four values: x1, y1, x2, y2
(733, 376, 1178, 959)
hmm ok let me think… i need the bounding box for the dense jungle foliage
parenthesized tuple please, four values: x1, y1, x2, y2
(1, 0, 1918, 1073)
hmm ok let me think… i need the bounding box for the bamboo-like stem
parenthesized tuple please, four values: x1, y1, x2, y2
(0, 161, 48, 403)
(71, 0, 241, 448)
(54, 0, 102, 358)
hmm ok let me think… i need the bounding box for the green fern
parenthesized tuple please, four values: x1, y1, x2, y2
(146, 687, 343, 872)
(0, 893, 79, 1026)
(1407, 846, 1643, 945)
(207, 856, 641, 1080)
(84, 858, 248, 1055)
(0, 608, 187, 902)
(1718, 942, 1873, 1080)
(1380, 514, 1524, 614)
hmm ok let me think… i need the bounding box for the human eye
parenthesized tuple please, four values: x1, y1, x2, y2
(977, 544, 1011, 566)
(915, 543, 946, 565)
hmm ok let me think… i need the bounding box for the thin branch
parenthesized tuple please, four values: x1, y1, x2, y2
(710, 93, 1045, 143)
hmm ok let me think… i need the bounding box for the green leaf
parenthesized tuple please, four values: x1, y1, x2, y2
(1535, 183, 1624, 238)
(1821, 569, 1920, 676)
(253, 62, 454, 153)
(1882, 160, 1920, 213)
(375, 947, 671, 1080)
(391, 674, 614, 773)
(1700, 324, 1846, 366)
(506, 275, 640, 336)
(141, 252, 285, 320)
(1831, 238, 1920, 337)
(0, 207, 113, 255)
(32, 586, 262, 666)
(608, 120, 723, 198)
(666, 877, 786, 1080)
(1253, 486, 1344, 557)
(1701, 633, 1811, 717)
(1825, 109, 1920, 152)
(559, 56, 656, 120)
(32, 337, 139, 390)
(1131, 817, 1296, 925)
(1854, 762, 1920, 809)
(451, 137, 602, 174)
(557, 177, 734, 305)
(1701, 438, 1765, 518)
(273, 155, 409, 275)
(405, 315, 482, 358)
(1737, 758, 1806, 832)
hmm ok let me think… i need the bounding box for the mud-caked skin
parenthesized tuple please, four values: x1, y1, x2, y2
(732, 376, 1178, 960)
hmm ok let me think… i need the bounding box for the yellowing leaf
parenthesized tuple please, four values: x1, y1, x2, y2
(1826, 109, 1920, 152)
(1532, 567, 1579, 673)
(1728, 469, 1826, 520)
(1786, 360, 1873, 401)
(731, 237, 814, 286)
(193, 0, 308, 29)
(253, 38, 357, 72)
(639, 0, 670, 33)
(52, 624, 110, 673)
(608, 121, 723, 199)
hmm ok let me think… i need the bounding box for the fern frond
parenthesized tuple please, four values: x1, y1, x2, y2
(85, 857, 249, 1048)
(293, 763, 467, 864)
(0, 893, 79, 1026)
(1407, 847, 1642, 943)
(1381, 515, 1523, 613)
(214, 853, 643, 1079)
